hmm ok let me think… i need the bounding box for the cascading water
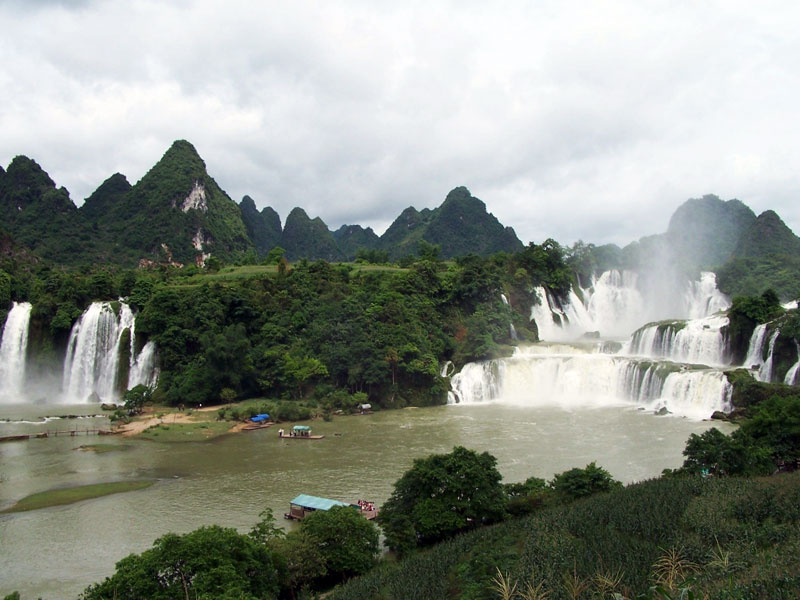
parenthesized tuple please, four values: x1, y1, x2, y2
(684, 272, 730, 318)
(741, 324, 783, 383)
(448, 344, 732, 419)
(758, 330, 781, 383)
(531, 270, 730, 341)
(62, 301, 159, 403)
(452, 270, 737, 420)
(784, 342, 800, 386)
(626, 315, 729, 366)
(0, 302, 33, 403)
(128, 340, 159, 389)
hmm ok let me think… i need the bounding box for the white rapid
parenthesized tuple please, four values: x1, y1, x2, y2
(784, 343, 800, 386)
(684, 272, 730, 319)
(62, 301, 159, 403)
(531, 270, 730, 340)
(626, 315, 730, 366)
(454, 270, 736, 421)
(128, 340, 159, 389)
(449, 345, 732, 420)
(742, 324, 783, 383)
(0, 302, 33, 403)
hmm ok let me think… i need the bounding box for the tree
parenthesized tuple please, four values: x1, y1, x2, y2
(738, 394, 800, 465)
(248, 507, 285, 546)
(549, 462, 622, 500)
(299, 505, 379, 580)
(271, 531, 327, 599)
(123, 384, 152, 415)
(265, 246, 286, 265)
(378, 446, 507, 552)
(82, 525, 282, 600)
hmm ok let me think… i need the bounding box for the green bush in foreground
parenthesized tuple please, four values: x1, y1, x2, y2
(330, 473, 800, 600)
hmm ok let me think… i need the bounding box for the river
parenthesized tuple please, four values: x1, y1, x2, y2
(0, 402, 732, 599)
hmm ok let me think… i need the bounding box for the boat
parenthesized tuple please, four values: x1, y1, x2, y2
(284, 493, 379, 521)
(242, 413, 273, 431)
(278, 425, 324, 439)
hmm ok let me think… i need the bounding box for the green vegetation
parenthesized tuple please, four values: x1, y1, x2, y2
(82, 525, 282, 600)
(1, 481, 154, 514)
(379, 446, 508, 554)
(330, 473, 800, 600)
(138, 420, 233, 442)
(676, 392, 800, 477)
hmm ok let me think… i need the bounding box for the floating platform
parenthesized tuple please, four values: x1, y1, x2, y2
(284, 494, 379, 521)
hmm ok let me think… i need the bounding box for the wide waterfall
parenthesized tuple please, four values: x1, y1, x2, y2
(0, 302, 33, 403)
(531, 270, 730, 340)
(626, 314, 729, 366)
(449, 345, 732, 420)
(62, 301, 158, 403)
(452, 270, 738, 420)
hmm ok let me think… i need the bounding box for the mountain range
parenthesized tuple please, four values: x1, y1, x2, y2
(1, 141, 798, 289)
(0, 140, 522, 267)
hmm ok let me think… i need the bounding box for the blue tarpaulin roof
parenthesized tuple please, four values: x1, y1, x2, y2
(289, 494, 352, 511)
(250, 414, 270, 422)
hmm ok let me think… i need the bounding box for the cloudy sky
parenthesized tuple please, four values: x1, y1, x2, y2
(2, 1, 799, 247)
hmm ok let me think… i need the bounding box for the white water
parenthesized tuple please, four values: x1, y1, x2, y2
(449, 344, 732, 420)
(744, 324, 769, 370)
(626, 314, 729, 366)
(784, 342, 800, 386)
(0, 302, 33, 403)
(455, 270, 736, 420)
(758, 330, 780, 383)
(61, 301, 159, 403)
(531, 270, 729, 341)
(685, 272, 730, 319)
(128, 340, 159, 389)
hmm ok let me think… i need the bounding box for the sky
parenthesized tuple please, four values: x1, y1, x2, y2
(2, 0, 800, 247)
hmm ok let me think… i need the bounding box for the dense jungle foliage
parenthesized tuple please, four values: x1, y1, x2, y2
(0, 239, 574, 409)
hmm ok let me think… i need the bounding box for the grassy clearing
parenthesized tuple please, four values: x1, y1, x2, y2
(138, 420, 233, 442)
(168, 263, 409, 287)
(1, 481, 155, 514)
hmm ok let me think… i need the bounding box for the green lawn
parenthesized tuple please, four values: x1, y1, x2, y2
(138, 420, 233, 442)
(1, 481, 155, 514)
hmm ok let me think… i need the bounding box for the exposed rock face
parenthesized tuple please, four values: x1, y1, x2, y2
(180, 181, 208, 213)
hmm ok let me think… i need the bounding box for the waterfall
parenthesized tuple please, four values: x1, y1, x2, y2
(449, 347, 731, 419)
(744, 324, 769, 369)
(531, 270, 729, 342)
(582, 270, 647, 338)
(784, 343, 800, 386)
(684, 272, 730, 318)
(128, 340, 159, 389)
(758, 330, 781, 383)
(0, 302, 33, 403)
(626, 315, 729, 366)
(61, 301, 158, 403)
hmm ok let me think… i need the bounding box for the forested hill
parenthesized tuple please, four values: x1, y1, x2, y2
(0, 141, 523, 268)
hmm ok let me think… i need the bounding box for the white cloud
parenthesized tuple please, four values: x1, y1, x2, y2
(2, 0, 800, 246)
